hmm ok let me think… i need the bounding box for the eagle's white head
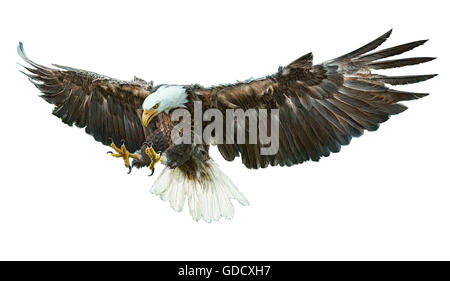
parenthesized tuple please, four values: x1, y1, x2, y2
(141, 85, 188, 127)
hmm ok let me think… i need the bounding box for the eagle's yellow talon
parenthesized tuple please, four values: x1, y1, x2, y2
(145, 147, 161, 172)
(109, 143, 138, 168)
(110, 143, 122, 153)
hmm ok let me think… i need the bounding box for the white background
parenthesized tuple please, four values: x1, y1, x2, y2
(0, 0, 448, 260)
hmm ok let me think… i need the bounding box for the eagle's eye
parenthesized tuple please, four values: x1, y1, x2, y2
(153, 103, 159, 109)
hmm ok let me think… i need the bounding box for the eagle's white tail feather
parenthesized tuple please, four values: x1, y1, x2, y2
(151, 158, 249, 222)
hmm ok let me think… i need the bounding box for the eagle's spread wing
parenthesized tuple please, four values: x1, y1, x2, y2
(18, 43, 152, 152)
(203, 30, 436, 169)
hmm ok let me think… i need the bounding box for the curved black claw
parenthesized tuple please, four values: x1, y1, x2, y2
(127, 165, 132, 174)
(107, 151, 113, 154)
(143, 141, 153, 148)
(148, 168, 155, 177)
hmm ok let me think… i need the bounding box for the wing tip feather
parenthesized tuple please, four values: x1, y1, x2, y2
(17, 41, 27, 61)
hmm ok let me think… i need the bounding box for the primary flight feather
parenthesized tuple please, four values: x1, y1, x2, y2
(18, 30, 436, 222)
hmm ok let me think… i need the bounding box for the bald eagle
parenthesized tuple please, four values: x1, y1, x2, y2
(18, 30, 436, 222)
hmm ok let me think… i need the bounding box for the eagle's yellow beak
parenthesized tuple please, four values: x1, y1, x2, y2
(142, 109, 159, 127)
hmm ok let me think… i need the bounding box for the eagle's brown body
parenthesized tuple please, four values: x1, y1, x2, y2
(133, 91, 212, 181)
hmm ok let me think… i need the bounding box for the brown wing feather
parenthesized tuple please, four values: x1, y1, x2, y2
(18, 43, 152, 152)
(201, 30, 436, 169)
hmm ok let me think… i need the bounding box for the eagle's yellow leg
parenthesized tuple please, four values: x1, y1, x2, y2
(145, 146, 161, 175)
(109, 143, 139, 168)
